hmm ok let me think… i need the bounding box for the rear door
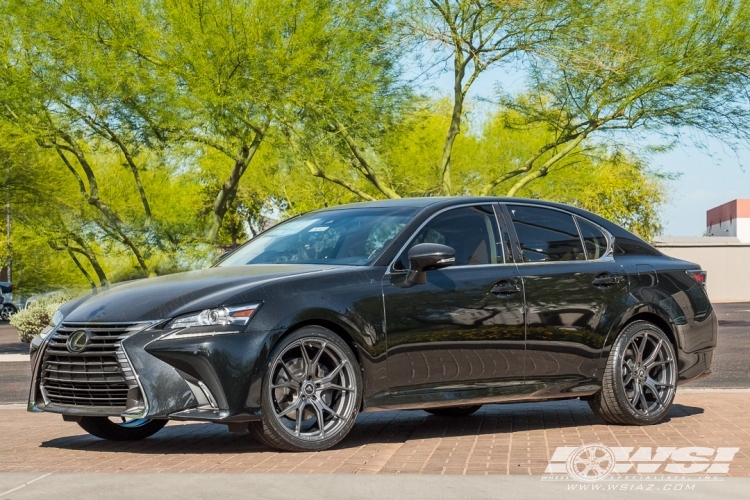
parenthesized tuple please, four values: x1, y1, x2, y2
(500, 204, 629, 390)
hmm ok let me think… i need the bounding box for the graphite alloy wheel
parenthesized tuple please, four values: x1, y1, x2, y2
(252, 326, 362, 452)
(589, 321, 677, 425)
(424, 405, 482, 417)
(1, 304, 15, 321)
(77, 417, 167, 441)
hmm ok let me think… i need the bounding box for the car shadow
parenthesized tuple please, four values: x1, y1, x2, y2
(39, 400, 705, 455)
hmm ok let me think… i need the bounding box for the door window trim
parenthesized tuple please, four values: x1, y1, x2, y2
(387, 203, 512, 273)
(500, 202, 616, 265)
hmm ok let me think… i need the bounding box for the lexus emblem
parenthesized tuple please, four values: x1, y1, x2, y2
(66, 330, 91, 353)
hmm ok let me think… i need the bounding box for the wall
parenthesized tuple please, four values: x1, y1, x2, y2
(654, 242, 750, 302)
(706, 218, 750, 241)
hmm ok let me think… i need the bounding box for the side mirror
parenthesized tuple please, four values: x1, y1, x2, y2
(407, 243, 456, 284)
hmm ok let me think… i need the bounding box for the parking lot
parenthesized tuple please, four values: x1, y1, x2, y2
(0, 303, 749, 497)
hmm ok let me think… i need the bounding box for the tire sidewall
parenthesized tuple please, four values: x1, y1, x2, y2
(611, 321, 677, 424)
(260, 326, 363, 451)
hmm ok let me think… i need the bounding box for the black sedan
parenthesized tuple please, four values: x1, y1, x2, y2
(28, 197, 717, 451)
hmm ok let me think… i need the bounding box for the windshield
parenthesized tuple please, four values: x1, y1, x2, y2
(218, 207, 419, 266)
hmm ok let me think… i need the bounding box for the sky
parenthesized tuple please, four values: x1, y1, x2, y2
(415, 61, 750, 237)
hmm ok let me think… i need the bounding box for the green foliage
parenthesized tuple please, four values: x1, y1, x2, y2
(1, 0, 749, 294)
(10, 293, 77, 342)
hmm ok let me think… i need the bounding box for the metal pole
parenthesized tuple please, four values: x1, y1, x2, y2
(5, 161, 9, 283)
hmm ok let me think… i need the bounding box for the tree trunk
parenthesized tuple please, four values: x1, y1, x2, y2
(69, 233, 109, 287)
(439, 58, 466, 196)
(54, 140, 150, 275)
(66, 250, 97, 291)
(207, 128, 266, 241)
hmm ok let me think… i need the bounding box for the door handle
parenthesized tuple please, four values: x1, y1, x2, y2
(592, 273, 622, 287)
(491, 281, 521, 296)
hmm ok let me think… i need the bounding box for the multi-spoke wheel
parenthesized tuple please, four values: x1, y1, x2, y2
(0, 304, 16, 321)
(252, 326, 362, 451)
(77, 417, 167, 441)
(589, 321, 677, 425)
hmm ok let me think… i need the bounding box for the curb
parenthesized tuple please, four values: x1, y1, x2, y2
(0, 353, 29, 362)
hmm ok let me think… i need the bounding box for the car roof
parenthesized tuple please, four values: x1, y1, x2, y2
(309, 196, 600, 219)
(311, 196, 577, 211)
(307, 196, 646, 242)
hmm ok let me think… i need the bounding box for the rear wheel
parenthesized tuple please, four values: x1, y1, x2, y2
(252, 326, 362, 452)
(589, 321, 677, 425)
(424, 405, 482, 417)
(77, 417, 167, 441)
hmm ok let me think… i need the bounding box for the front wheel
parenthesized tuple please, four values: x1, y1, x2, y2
(252, 326, 362, 452)
(77, 417, 167, 441)
(589, 321, 677, 425)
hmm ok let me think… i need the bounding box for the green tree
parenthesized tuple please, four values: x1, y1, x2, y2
(481, 0, 750, 196)
(400, 0, 571, 195)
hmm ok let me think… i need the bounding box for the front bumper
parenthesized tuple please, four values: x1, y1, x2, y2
(29, 322, 270, 423)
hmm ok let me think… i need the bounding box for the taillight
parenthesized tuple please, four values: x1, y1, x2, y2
(686, 270, 707, 286)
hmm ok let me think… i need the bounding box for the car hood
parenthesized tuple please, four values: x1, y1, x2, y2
(60, 265, 340, 323)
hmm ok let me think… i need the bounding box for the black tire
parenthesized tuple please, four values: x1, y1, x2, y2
(0, 304, 15, 321)
(589, 320, 677, 426)
(77, 417, 167, 441)
(424, 405, 482, 417)
(252, 326, 363, 452)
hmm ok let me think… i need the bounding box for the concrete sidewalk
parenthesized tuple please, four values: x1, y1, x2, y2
(2, 472, 748, 499)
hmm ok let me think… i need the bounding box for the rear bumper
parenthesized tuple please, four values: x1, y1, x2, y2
(677, 348, 713, 385)
(675, 308, 718, 384)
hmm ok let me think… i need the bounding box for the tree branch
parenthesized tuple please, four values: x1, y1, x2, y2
(333, 120, 400, 199)
(506, 132, 588, 196)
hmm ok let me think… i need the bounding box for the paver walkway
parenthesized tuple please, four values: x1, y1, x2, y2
(2, 391, 749, 476)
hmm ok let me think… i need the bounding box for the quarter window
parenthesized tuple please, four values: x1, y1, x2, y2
(577, 218, 609, 260)
(398, 205, 503, 268)
(507, 205, 585, 262)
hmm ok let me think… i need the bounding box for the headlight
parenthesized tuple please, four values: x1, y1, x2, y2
(163, 303, 261, 334)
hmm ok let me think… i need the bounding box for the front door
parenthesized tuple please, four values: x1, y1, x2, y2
(383, 205, 526, 401)
(502, 204, 629, 391)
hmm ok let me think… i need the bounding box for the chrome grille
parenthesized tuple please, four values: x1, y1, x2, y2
(40, 323, 142, 408)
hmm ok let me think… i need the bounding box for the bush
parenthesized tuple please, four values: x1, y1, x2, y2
(10, 297, 70, 343)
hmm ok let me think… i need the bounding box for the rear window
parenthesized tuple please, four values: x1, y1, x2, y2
(577, 218, 609, 260)
(507, 205, 585, 262)
(615, 238, 662, 256)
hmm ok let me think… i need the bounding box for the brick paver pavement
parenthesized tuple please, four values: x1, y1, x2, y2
(2, 392, 749, 476)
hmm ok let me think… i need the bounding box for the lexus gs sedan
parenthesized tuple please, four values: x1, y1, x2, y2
(28, 197, 717, 451)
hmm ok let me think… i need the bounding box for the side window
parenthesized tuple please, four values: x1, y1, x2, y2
(399, 205, 503, 269)
(507, 205, 585, 262)
(577, 218, 609, 260)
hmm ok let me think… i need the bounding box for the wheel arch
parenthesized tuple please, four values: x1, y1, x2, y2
(596, 305, 679, 378)
(620, 312, 677, 351)
(276, 318, 362, 366)
(606, 302, 678, 349)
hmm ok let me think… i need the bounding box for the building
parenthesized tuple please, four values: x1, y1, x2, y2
(706, 198, 750, 241)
